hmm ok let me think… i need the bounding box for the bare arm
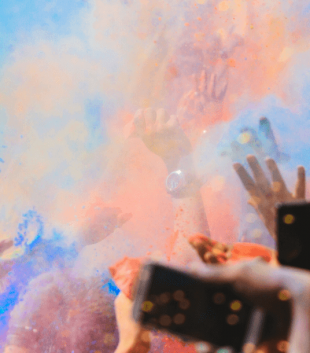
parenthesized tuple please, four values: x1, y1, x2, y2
(133, 108, 210, 264)
(171, 186, 210, 264)
(114, 292, 150, 353)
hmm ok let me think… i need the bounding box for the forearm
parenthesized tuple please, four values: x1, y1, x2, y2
(172, 192, 209, 237)
(114, 293, 151, 353)
(166, 154, 209, 236)
(164, 154, 211, 264)
(171, 191, 210, 264)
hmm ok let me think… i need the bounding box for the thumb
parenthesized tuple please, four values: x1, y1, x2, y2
(117, 213, 133, 227)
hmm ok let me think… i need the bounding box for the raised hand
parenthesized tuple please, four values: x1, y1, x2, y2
(233, 155, 306, 239)
(133, 108, 192, 172)
(81, 207, 132, 246)
(176, 66, 228, 138)
(219, 117, 290, 165)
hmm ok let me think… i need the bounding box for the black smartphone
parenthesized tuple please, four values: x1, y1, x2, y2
(133, 262, 265, 353)
(277, 201, 310, 270)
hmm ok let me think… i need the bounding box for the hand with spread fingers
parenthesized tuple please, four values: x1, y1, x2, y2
(81, 207, 132, 246)
(233, 155, 306, 239)
(133, 108, 192, 172)
(132, 108, 211, 265)
(177, 67, 228, 118)
(176, 66, 228, 141)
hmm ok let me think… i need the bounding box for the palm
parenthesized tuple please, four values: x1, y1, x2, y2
(133, 108, 192, 171)
(81, 207, 132, 246)
(233, 155, 305, 239)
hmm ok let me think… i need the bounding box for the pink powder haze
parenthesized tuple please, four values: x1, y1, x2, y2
(0, 0, 310, 351)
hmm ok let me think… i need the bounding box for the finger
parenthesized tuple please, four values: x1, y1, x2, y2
(123, 120, 138, 139)
(259, 117, 276, 142)
(133, 109, 146, 136)
(294, 166, 306, 200)
(188, 234, 212, 246)
(157, 108, 170, 126)
(207, 72, 216, 99)
(233, 162, 258, 195)
(212, 242, 227, 251)
(203, 252, 215, 263)
(188, 235, 213, 261)
(193, 73, 200, 92)
(198, 70, 207, 93)
(247, 155, 272, 196)
(144, 108, 156, 131)
(166, 114, 179, 129)
(265, 158, 290, 201)
(214, 73, 228, 101)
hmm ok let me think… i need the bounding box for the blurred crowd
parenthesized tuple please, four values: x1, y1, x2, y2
(1, 1, 310, 353)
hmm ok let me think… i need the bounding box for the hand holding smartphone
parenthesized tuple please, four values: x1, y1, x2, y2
(133, 262, 266, 353)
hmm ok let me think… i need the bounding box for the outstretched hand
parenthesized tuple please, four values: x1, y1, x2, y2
(177, 67, 228, 114)
(81, 207, 132, 246)
(233, 155, 306, 239)
(133, 108, 192, 172)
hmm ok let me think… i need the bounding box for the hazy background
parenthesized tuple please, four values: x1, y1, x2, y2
(1, 0, 310, 339)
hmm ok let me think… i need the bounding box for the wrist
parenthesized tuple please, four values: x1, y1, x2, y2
(166, 169, 201, 199)
(164, 154, 196, 175)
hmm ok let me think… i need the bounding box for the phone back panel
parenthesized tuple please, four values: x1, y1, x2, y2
(133, 263, 255, 351)
(277, 202, 310, 270)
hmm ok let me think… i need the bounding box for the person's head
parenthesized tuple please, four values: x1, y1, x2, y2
(7, 271, 119, 353)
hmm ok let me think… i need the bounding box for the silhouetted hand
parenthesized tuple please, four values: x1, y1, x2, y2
(233, 155, 305, 239)
(132, 108, 192, 172)
(81, 207, 132, 246)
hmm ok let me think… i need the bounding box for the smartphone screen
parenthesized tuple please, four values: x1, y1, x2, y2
(133, 262, 264, 352)
(277, 201, 310, 270)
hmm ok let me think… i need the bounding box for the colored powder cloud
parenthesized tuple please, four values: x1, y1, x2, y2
(1, 0, 310, 349)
